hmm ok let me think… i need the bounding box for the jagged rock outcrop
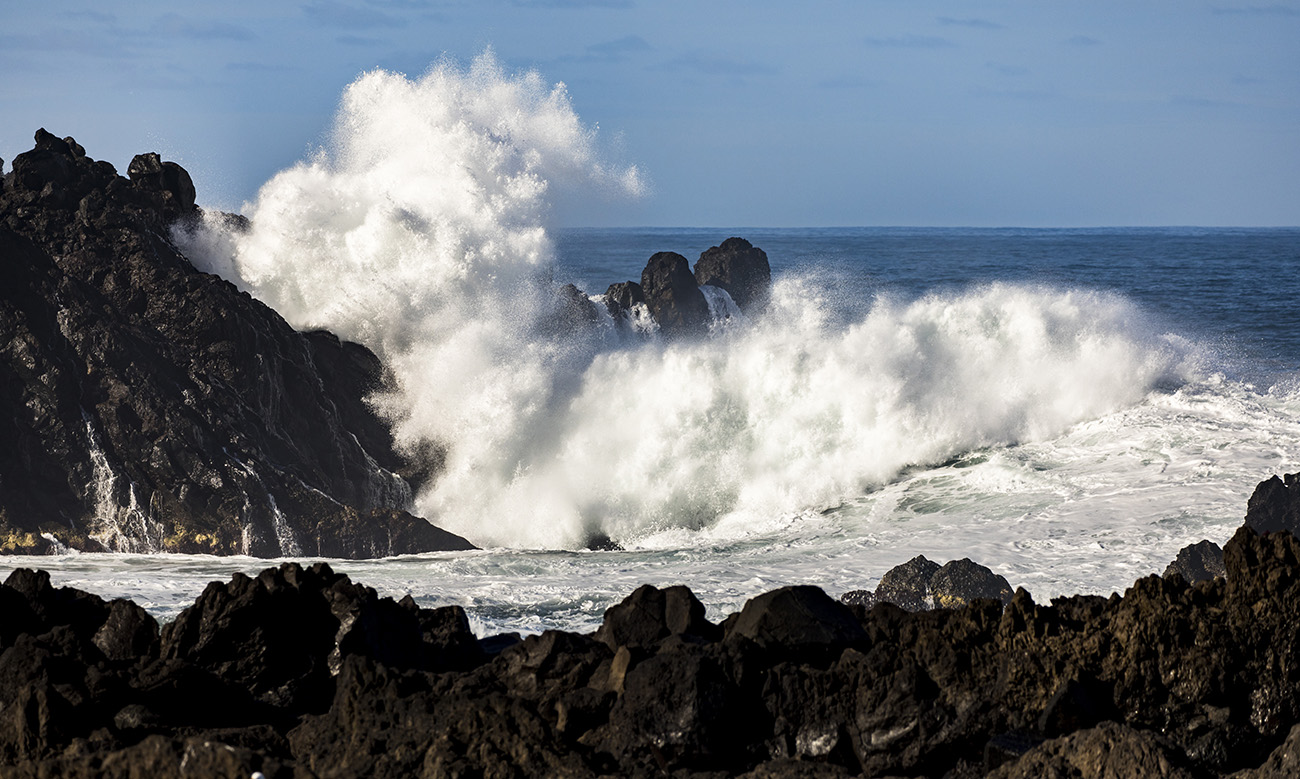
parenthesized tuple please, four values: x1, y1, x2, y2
(1163, 539, 1226, 583)
(1244, 472, 1300, 535)
(694, 236, 772, 312)
(0, 130, 472, 557)
(6, 476, 1300, 776)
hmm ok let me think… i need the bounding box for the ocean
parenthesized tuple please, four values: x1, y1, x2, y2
(3, 61, 1298, 637)
(5, 225, 1299, 637)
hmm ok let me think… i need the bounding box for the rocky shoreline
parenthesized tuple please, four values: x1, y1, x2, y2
(0, 130, 773, 558)
(0, 475, 1296, 777)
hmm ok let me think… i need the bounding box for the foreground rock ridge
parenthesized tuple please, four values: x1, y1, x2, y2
(0, 130, 473, 557)
(1, 476, 1299, 778)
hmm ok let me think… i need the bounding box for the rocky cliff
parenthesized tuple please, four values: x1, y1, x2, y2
(0, 130, 472, 557)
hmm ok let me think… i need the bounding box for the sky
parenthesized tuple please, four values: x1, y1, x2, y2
(2, 1, 1297, 227)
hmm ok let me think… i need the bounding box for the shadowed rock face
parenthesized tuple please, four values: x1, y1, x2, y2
(640, 251, 711, 335)
(4, 487, 1300, 777)
(1164, 539, 1226, 583)
(0, 130, 472, 557)
(694, 236, 771, 313)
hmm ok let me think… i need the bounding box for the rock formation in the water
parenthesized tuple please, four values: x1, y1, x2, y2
(639, 251, 711, 335)
(0, 129, 473, 557)
(603, 237, 773, 335)
(4, 476, 1300, 777)
(694, 236, 772, 312)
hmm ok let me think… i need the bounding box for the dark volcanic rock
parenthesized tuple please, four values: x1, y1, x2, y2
(851, 555, 1013, 612)
(725, 585, 866, 654)
(640, 251, 710, 335)
(0, 130, 472, 557)
(931, 557, 1015, 608)
(602, 279, 645, 321)
(1163, 539, 1226, 583)
(595, 583, 718, 651)
(694, 236, 772, 312)
(874, 554, 942, 611)
(9, 477, 1300, 777)
(987, 721, 1200, 779)
(1244, 472, 1300, 536)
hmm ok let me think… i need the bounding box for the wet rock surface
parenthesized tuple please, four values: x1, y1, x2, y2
(2, 476, 1300, 777)
(0, 130, 472, 557)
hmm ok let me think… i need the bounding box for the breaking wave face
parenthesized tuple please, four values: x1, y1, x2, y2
(182, 54, 1192, 550)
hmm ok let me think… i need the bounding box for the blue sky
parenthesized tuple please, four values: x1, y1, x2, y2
(2, 1, 1297, 226)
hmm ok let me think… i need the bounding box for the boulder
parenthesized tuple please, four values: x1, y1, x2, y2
(725, 585, 866, 654)
(603, 280, 645, 321)
(596, 646, 747, 769)
(595, 584, 718, 651)
(640, 251, 710, 335)
(543, 282, 602, 338)
(838, 589, 876, 608)
(92, 599, 160, 662)
(694, 236, 772, 312)
(930, 558, 1015, 608)
(1163, 539, 1226, 583)
(127, 152, 196, 223)
(875, 555, 942, 611)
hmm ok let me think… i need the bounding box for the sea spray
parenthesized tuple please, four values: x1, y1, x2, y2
(181, 55, 1194, 550)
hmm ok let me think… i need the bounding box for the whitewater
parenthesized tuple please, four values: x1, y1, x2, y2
(4, 54, 1299, 636)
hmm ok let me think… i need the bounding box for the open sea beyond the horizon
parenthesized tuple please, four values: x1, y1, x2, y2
(3, 226, 1299, 637)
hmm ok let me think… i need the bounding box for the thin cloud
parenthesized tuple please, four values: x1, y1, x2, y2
(587, 35, 651, 58)
(63, 10, 117, 24)
(817, 75, 877, 89)
(986, 62, 1028, 77)
(337, 34, 387, 46)
(938, 17, 1004, 30)
(863, 35, 956, 49)
(153, 14, 257, 41)
(1212, 5, 1300, 15)
(549, 35, 652, 64)
(659, 52, 777, 77)
(1170, 94, 1237, 107)
(302, 0, 406, 29)
(226, 61, 297, 73)
(0, 30, 139, 60)
(510, 0, 634, 7)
